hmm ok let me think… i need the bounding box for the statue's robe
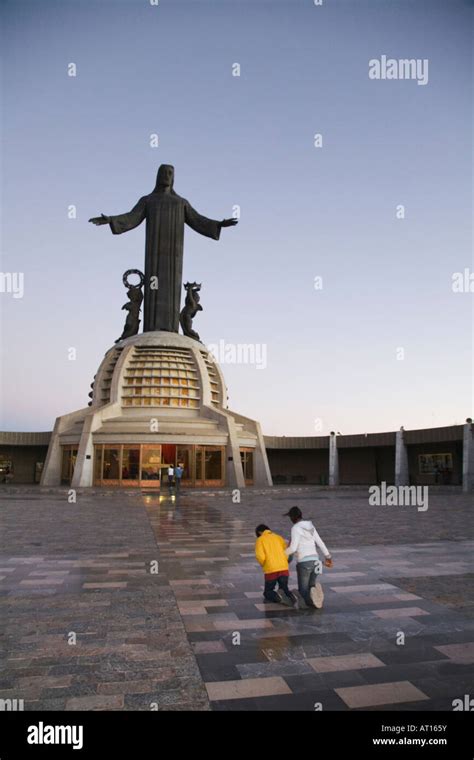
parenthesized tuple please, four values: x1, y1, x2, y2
(108, 192, 221, 332)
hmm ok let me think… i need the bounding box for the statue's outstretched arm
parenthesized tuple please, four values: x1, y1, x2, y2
(89, 197, 147, 235)
(184, 202, 222, 240)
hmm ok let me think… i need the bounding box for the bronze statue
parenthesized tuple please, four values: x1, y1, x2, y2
(180, 282, 203, 342)
(89, 164, 238, 333)
(116, 269, 144, 342)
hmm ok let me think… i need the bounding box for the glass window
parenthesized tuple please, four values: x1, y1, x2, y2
(94, 446, 103, 482)
(103, 448, 120, 480)
(61, 449, 71, 484)
(196, 448, 203, 481)
(141, 448, 161, 481)
(122, 448, 140, 480)
(241, 450, 254, 481)
(61, 448, 78, 485)
(205, 449, 222, 481)
(177, 446, 192, 481)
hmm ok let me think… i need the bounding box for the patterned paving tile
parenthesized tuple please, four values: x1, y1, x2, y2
(372, 607, 430, 619)
(349, 593, 421, 604)
(254, 603, 295, 612)
(205, 676, 292, 701)
(335, 681, 430, 708)
(331, 584, 399, 593)
(434, 642, 474, 663)
(308, 653, 385, 672)
(193, 641, 227, 654)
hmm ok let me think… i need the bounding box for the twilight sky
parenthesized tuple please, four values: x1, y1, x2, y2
(1, 0, 472, 436)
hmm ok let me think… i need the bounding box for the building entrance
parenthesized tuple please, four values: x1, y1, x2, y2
(87, 443, 227, 488)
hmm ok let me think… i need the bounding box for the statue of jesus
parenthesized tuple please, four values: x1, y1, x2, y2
(89, 164, 238, 333)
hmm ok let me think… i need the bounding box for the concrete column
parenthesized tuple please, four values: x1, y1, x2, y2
(41, 408, 89, 486)
(223, 416, 246, 489)
(329, 432, 339, 487)
(462, 418, 474, 493)
(395, 427, 409, 486)
(252, 421, 273, 487)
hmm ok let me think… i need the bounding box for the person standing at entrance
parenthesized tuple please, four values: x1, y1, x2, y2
(175, 464, 183, 491)
(167, 465, 174, 489)
(3, 466, 13, 484)
(284, 507, 333, 609)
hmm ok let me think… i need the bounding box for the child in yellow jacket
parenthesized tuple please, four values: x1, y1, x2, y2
(255, 524, 298, 607)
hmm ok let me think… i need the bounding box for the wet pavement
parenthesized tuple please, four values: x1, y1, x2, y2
(1, 486, 473, 710)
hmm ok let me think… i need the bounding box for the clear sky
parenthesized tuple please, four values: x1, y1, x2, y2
(1, 0, 472, 436)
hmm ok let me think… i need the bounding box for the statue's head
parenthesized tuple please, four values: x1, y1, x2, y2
(155, 164, 175, 191)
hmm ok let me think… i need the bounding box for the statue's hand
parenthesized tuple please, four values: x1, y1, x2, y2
(220, 218, 238, 228)
(89, 214, 110, 226)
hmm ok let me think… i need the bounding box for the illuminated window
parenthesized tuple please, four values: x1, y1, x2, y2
(121, 347, 200, 408)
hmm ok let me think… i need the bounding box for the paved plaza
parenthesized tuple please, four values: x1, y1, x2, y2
(0, 486, 473, 711)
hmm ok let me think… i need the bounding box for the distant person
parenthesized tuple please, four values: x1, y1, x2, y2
(3, 466, 13, 484)
(167, 465, 174, 488)
(284, 506, 333, 609)
(255, 524, 298, 608)
(175, 464, 183, 491)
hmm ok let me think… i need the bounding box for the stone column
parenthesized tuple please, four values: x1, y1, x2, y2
(462, 418, 474, 493)
(395, 427, 409, 486)
(329, 432, 339, 487)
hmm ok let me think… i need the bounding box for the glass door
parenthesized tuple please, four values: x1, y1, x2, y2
(195, 446, 204, 486)
(122, 447, 140, 487)
(102, 446, 121, 486)
(140, 446, 162, 488)
(195, 445, 225, 487)
(240, 448, 254, 485)
(177, 445, 193, 486)
(61, 446, 78, 485)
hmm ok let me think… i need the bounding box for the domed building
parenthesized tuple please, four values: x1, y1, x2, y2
(41, 332, 272, 489)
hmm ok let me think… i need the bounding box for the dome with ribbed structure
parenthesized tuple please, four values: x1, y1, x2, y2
(42, 331, 271, 490)
(91, 332, 225, 411)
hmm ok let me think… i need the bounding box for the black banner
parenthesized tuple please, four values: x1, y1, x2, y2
(0, 711, 472, 758)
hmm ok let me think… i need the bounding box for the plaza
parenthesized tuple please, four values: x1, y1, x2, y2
(1, 0, 472, 740)
(1, 485, 472, 711)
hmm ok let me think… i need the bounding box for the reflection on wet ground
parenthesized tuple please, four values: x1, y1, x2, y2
(144, 487, 474, 711)
(1, 486, 473, 710)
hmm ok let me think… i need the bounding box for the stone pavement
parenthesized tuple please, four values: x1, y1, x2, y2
(1, 486, 473, 711)
(0, 490, 208, 711)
